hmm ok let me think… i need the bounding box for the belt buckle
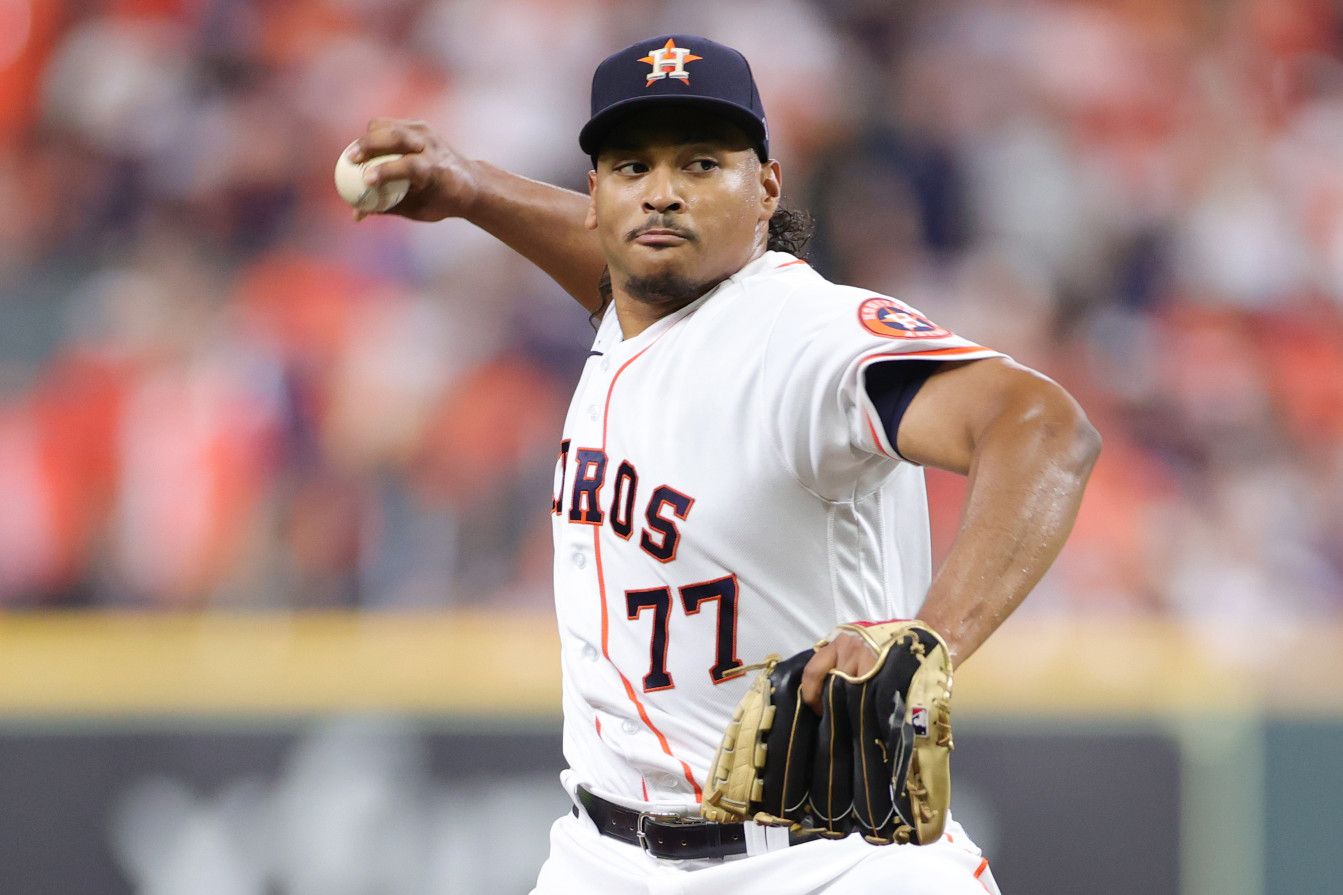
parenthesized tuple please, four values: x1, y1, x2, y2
(635, 811, 704, 858)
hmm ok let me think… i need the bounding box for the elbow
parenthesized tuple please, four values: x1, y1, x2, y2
(1069, 413, 1102, 481)
(1039, 388, 1101, 483)
(998, 372, 1101, 483)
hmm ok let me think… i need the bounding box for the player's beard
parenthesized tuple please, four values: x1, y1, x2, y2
(622, 269, 710, 307)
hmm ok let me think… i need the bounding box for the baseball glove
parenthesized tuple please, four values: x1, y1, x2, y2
(701, 620, 954, 846)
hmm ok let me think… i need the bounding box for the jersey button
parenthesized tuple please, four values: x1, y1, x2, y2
(571, 552, 586, 569)
(586, 404, 599, 421)
(599, 357, 611, 372)
(620, 720, 638, 735)
(581, 644, 598, 662)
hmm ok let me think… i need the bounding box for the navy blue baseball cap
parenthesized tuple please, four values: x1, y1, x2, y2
(579, 34, 769, 161)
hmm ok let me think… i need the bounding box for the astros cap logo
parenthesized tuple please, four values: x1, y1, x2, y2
(640, 38, 703, 86)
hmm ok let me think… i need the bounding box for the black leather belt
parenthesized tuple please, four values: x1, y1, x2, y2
(574, 785, 812, 860)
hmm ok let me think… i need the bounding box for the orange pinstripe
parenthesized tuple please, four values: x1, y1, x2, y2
(592, 317, 704, 799)
(974, 857, 992, 892)
(863, 410, 898, 460)
(869, 345, 990, 359)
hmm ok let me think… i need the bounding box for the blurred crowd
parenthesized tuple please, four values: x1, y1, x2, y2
(0, 0, 1339, 619)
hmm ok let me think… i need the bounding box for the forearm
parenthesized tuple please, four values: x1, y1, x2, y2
(461, 161, 607, 311)
(918, 399, 1100, 664)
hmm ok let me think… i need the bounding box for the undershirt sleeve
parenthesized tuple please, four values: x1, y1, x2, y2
(863, 360, 944, 462)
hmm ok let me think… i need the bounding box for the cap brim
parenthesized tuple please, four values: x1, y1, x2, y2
(579, 95, 768, 159)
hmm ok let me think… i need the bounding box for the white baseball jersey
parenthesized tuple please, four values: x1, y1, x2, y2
(550, 250, 1002, 816)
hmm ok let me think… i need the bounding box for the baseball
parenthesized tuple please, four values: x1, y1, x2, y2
(334, 140, 410, 214)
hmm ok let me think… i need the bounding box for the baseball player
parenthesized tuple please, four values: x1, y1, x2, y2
(348, 34, 1099, 894)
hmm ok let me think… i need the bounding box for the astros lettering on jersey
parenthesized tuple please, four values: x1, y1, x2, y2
(550, 251, 1002, 814)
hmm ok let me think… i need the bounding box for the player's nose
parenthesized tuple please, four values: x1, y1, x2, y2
(640, 166, 684, 214)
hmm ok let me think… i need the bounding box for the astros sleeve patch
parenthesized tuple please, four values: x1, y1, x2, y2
(857, 297, 952, 340)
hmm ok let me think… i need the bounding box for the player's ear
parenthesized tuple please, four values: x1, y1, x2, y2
(586, 170, 598, 231)
(758, 159, 781, 222)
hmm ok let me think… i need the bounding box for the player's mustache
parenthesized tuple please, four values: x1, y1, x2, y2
(627, 216, 696, 242)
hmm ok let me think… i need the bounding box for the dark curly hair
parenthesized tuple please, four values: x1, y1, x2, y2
(766, 204, 815, 257)
(590, 202, 814, 327)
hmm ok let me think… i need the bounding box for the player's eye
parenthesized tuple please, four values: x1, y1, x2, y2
(686, 158, 719, 172)
(613, 161, 647, 175)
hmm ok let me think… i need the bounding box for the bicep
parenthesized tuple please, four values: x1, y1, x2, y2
(894, 358, 1078, 474)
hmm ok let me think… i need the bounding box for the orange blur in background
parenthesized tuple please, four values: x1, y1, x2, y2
(0, 0, 1338, 624)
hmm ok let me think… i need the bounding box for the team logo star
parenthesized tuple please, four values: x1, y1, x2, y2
(640, 38, 703, 86)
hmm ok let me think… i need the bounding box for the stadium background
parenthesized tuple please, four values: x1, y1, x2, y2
(0, 0, 1340, 892)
